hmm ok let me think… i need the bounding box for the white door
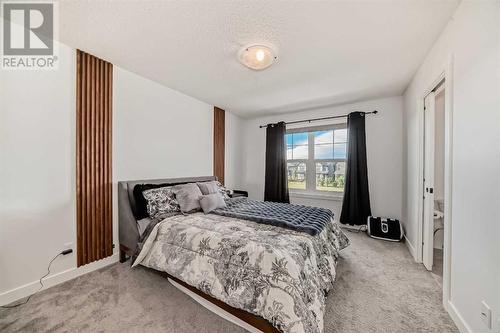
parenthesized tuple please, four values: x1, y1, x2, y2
(423, 92, 436, 270)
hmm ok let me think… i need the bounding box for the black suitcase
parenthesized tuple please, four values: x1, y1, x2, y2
(367, 216, 403, 242)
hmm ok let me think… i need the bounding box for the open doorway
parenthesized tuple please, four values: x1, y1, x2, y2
(416, 60, 453, 309)
(422, 79, 447, 287)
(422, 82, 446, 286)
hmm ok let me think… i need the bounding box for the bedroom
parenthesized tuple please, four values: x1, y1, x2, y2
(0, 1, 499, 333)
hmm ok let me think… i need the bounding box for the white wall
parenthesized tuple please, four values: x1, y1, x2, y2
(0, 43, 78, 300)
(113, 68, 213, 181)
(240, 96, 404, 221)
(403, 1, 500, 332)
(0, 43, 218, 304)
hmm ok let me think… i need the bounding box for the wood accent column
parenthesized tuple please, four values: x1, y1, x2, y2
(213, 107, 225, 185)
(76, 50, 113, 267)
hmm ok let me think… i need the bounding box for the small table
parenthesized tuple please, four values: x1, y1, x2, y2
(229, 190, 248, 198)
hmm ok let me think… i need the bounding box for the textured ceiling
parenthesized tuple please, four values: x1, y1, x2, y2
(59, 0, 459, 118)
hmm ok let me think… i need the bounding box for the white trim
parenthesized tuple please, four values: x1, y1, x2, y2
(168, 278, 263, 333)
(0, 252, 119, 306)
(445, 300, 472, 333)
(416, 94, 425, 263)
(404, 235, 418, 262)
(434, 82, 445, 96)
(422, 91, 436, 271)
(290, 191, 343, 201)
(442, 55, 454, 309)
(287, 123, 347, 195)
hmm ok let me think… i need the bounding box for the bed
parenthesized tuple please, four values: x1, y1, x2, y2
(118, 176, 349, 333)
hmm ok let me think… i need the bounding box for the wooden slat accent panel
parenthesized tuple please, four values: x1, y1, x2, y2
(213, 107, 225, 185)
(76, 50, 113, 267)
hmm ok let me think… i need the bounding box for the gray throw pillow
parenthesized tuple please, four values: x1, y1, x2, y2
(197, 181, 230, 199)
(172, 183, 203, 213)
(199, 193, 226, 214)
(142, 186, 180, 221)
(197, 181, 219, 195)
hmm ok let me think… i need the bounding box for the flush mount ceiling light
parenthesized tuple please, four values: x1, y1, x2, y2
(238, 45, 277, 70)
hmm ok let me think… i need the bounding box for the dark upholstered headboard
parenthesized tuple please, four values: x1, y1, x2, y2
(118, 176, 217, 257)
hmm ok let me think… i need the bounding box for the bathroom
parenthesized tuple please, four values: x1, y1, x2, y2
(431, 86, 445, 286)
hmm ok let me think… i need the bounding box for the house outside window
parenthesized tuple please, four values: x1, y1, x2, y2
(285, 123, 347, 195)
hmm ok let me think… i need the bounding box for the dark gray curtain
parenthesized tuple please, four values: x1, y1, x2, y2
(264, 122, 289, 203)
(340, 112, 371, 225)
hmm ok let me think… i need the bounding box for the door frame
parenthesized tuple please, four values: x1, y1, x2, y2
(416, 55, 454, 306)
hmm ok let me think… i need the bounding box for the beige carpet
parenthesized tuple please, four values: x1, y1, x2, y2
(0, 232, 458, 333)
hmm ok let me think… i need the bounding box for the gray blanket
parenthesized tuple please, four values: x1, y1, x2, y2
(213, 198, 333, 236)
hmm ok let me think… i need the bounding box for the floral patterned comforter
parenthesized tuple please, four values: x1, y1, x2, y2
(133, 212, 349, 333)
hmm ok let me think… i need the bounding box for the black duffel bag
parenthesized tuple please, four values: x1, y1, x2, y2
(367, 216, 403, 242)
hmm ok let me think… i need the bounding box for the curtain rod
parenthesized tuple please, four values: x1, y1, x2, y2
(259, 110, 378, 128)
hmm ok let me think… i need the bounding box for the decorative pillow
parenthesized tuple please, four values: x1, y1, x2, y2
(172, 183, 203, 213)
(133, 183, 171, 219)
(197, 181, 219, 195)
(199, 193, 226, 214)
(216, 181, 230, 199)
(197, 181, 230, 199)
(142, 186, 180, 221)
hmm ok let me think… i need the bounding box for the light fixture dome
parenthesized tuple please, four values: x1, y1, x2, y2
(238, 45, 277, 70)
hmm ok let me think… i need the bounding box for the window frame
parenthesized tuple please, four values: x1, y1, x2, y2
(286, 123, 347, 197)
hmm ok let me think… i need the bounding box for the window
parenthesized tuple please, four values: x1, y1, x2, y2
(285, 124, 347, 194)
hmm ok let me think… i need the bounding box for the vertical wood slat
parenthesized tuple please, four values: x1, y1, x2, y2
(98, 59, 103, 258)
(96, 58, 101, 260)
(85, 53, 92, 264)
(91, 55, 96, 263)
(107, 64, 113, 256)
(76, 50, 113, 267)
(76, 51, 83, 266)
(103, 61, 108, 258)
(213, 107, 225, 185)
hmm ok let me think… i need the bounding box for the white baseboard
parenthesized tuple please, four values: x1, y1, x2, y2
(0, 252, 119, 306)
(445, 300, 472, 333)
(404, 235, 419, 262)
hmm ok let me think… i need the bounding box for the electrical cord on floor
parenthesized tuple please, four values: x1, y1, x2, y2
(1, 252, 63, 309)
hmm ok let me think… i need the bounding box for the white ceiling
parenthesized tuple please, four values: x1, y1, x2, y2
(59, 0, 459, 118)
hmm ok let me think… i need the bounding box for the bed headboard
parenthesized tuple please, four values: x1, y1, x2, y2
(118, 176, 217, 256)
